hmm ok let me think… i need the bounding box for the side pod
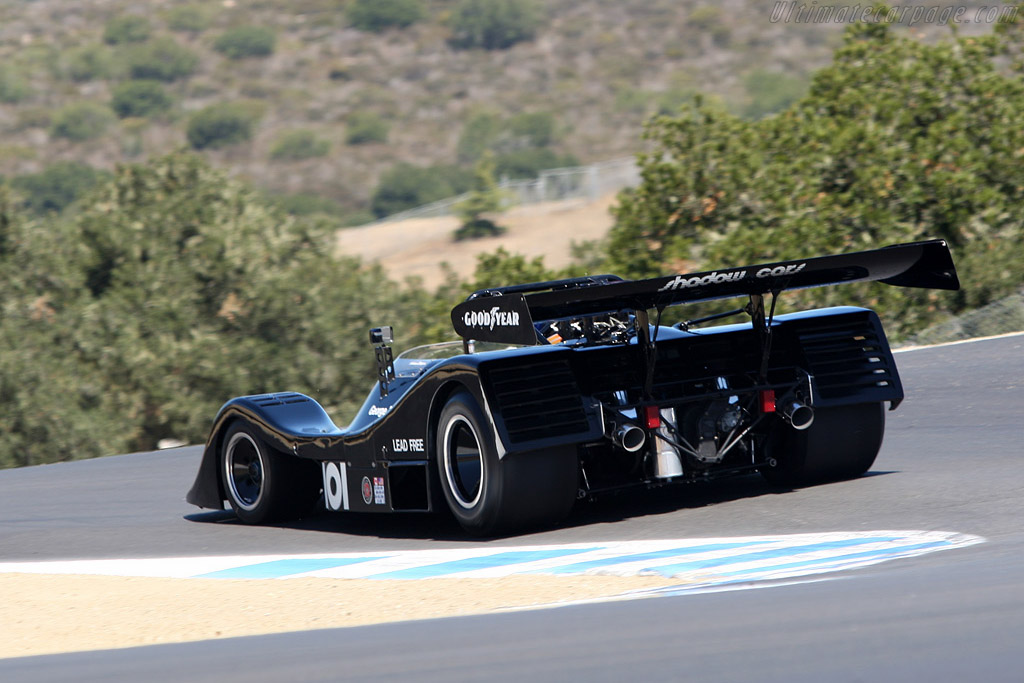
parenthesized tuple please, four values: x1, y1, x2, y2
(185, 392, 343, 510)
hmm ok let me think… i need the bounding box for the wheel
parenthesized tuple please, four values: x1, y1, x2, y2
(221, 422, 317, 524)
(761, 402, 885, 487)
(436, 391, 577, 536)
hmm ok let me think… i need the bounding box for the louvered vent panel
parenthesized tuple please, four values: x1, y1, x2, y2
(487, 360, 590, 444)
(798, 317, 898, 402)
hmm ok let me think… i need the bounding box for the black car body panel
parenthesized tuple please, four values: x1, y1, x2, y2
(186, 240, 957, 531)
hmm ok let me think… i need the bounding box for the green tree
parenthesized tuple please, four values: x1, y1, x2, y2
(348, 0, 425, 32)
(456, 110, 502, 163)
(493, 148, 578, 179)
(62, 44, 114, 82)
(270, 129, 330, 160)
(213, 26, 276, 59)
(610, 19, 1024, 338)
(9, 162, 109, 215)
(449, 0, 542, 50)
(66, 153, 435, 453)
(186, 103, 258, 149)
(110, 80, 173, 119)
(454, 153, 507, 240)
(741, 69, 808, 120)
(0, 66, 30, 103)
(345, 111, 389, 145)
(103, 15, 152, 45)
(124, 37, 199, 81)
(166, 5, 209, 33)
(50, 101, 116, 141)
(371, 163, 460, 217)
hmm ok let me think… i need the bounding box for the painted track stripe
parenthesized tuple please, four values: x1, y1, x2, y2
(533, 541, 777, 576)
(365, 548, 597, 580)
(0, 532, 984, 591)
(196, 556, 385, 579)
(642, 536, 898, 576)
(714, 540, 949, 580)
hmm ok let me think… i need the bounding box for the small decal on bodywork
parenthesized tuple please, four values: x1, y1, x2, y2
(392, 438, 425, 453)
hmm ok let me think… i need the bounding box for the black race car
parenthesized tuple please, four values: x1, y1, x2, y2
(187, 240, 959, 535)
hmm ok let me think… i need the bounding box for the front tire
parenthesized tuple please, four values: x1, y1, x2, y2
(221, 422, 316, 524)
(761, 402, 886, 487)
(436, 391, 577, 536)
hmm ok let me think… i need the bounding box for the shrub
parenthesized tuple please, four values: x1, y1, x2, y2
(493, 148, 578, 179)
(687, 6, 731, 47)
(371, 163, 458, 217)
(0, 66, 29, 103)
(456, 110, 501, 162)
(271, 192, 343, 216)
(449, 0, 542, 50)
(63, 44, 113, 82)
(125, 37, 199, 81)
(508, 111, 556, 148)
(213, 26, 275, 59)
(345, 111, 389, 145)
(9, 161, 108, 214)
(103, 15, 152, 45)
(50, 102, 116, 142)
(270, 129, 330, 161)
(186, 103, 257, 149)
(166, 5, 209, 33)
(110, 80, 173, 119)
(348, 0, 425, 32)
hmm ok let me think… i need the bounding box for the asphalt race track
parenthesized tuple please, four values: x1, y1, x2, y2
(1, 334, 1022, 681)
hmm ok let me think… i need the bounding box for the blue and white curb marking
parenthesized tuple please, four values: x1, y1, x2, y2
(0, 531, 982, 595)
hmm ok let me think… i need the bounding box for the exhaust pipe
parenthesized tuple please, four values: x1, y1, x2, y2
(612, 423, 646, 452)
(780, 400, 814, 431)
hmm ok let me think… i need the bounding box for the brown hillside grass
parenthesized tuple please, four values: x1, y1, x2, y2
(336, 193, 619, 288)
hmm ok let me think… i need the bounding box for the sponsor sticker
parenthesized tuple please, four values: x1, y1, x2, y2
(368, 405, 390, 418)
(392, 437, 425, 453)
(658, 270, 747, 292)
(463, 306, 521, 331)
(361, 476, 373, 505)
(373, 477, 386, 505)
(657, 262, 807, 292)
(756, 263, 806, 279)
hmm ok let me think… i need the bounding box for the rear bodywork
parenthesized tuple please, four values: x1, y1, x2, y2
(187, 240, 958, 516)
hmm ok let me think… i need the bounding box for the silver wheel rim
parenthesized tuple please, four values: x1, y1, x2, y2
(442, 415, 484, 509)
(225, 432, 265, 512)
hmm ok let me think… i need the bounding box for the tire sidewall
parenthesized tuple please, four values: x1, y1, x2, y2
(436, 392, 504, 534)
(222, 422, 280, 524)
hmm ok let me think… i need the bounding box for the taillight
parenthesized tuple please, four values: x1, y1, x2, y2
(643, 405, 661, 429)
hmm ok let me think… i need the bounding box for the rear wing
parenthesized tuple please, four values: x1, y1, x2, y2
(450, 239, 959, 344)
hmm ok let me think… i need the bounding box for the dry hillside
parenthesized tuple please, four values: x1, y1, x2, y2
(338, 192, 617, 286)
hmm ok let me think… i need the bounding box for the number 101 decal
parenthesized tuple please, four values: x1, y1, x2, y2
(322, 461, 349, 511)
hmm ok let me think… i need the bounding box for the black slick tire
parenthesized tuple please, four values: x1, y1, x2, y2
(761, 402, 885, 487)
(436, 391, 577, 536)
(221, 422, 317, 524)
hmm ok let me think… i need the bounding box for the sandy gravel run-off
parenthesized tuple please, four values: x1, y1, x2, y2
(0, 573, 679, 659)
(337, 195, 618, 288)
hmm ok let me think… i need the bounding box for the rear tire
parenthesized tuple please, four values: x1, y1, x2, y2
(436, 391, 577, 536)
(761, 402, 885, 487)
(221, 422, 318, 524)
